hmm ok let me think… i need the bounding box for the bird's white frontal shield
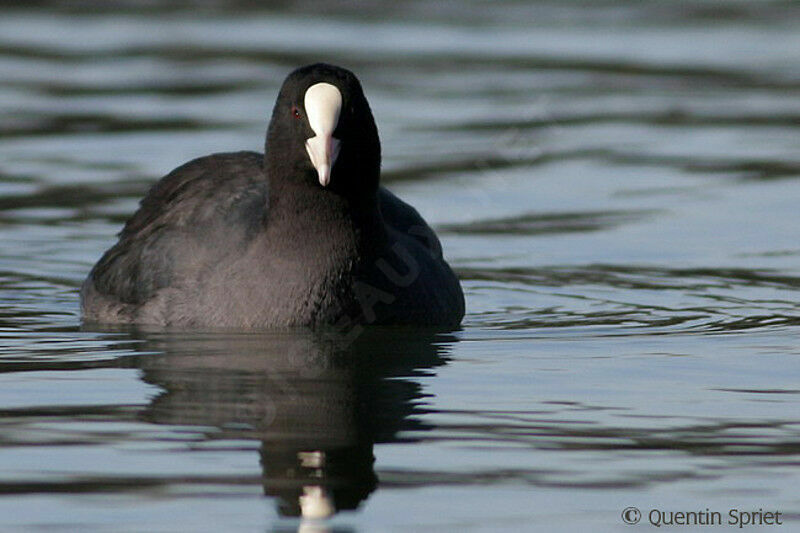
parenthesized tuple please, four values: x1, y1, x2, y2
(304, 82, 342, 187)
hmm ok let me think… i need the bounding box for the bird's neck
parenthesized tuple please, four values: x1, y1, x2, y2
(267, 177, 387, 254)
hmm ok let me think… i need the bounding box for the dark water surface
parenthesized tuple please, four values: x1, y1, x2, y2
(1, 1, 800, 531)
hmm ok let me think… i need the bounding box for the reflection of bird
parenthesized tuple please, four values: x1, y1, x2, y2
(128, 327, 453, 518)
(82, 63, 464, 328)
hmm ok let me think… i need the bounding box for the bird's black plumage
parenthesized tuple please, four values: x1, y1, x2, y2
(81, 63, 464, 329)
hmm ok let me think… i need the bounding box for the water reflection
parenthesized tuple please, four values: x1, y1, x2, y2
(124, 327, 453, 518)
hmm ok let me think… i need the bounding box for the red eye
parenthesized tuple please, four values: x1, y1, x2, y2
(291, 106, 301, 119)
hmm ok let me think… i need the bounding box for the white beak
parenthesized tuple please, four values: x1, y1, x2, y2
(304, 82, 342, 187)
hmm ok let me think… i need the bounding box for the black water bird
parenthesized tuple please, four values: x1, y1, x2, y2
(82, 64, 464, 328)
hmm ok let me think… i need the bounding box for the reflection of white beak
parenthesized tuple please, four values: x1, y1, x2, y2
(299, 485, 335, 519)
(304, 82, 342, 187)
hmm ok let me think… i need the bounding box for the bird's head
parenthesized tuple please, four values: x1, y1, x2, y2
(266, 63, 381, 198)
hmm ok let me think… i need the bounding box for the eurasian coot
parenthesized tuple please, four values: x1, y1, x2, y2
(81, 63, 464, 328)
